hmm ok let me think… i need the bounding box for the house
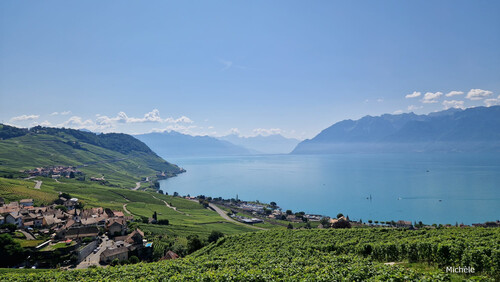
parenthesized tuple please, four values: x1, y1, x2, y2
(396, 220, 412, 228)
(161, 250, 179, 260)
(329, 216, 351, 228)
(64, 199, 79, 210)
(19, 199, 33, 207)
(43, 215, 62, 227)
(6, 212, 23, 227)
(100, 246, 129, 263)
(107, 218, 127, 236)
(125, 229, 144, 245)
(69, 209, 82, 222)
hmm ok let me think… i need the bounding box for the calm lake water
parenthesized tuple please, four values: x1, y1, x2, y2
(159, 154, 500, 225)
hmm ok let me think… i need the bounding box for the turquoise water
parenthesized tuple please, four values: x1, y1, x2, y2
(159, 154, 500, 225)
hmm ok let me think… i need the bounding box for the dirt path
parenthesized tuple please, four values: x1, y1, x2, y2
(132, 182, 141, 190)
(122, 204, 132, 215)
(208, 203, 267, 231)
(151, 194, 186, 215)
(34, 180, 42, 189)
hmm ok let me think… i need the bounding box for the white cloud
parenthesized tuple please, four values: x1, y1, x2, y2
(421, 92, 443, 104)
(408, 105, 423, 111)
(484, 95, 500, 107)
(466, 89, 493, 100)
(60, 116, 94, 128)
(377, 98, 384, 103)
(220, 59, 233, 71)
(150, 124, 197, 135)
(95, 109, 193, 125)
(10, 114, 40, 122)
(252, 128, 282, 136)
(50, 111, 71, 116)
(442, 100, 465, 110)
(445, 91, 464, 97)
(405, 91, 421, 99)
(393, 110, 403, 114)
(163, 116, 194, 124)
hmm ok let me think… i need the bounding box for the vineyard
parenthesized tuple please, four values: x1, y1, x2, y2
(2, 227, 498, 281)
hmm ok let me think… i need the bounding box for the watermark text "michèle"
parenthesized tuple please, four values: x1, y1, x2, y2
(445, 266, 475, 274)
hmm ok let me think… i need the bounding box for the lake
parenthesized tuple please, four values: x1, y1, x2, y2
(159, 153, 500, 225)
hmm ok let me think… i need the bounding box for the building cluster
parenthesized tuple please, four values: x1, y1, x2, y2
(0, 196, 153, 266)
(24, 166, 82, 179)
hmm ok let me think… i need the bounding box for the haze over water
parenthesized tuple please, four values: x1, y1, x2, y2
(160, 153, 500, 225)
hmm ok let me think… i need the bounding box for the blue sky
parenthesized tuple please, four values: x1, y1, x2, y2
(1, 1, 499, 139)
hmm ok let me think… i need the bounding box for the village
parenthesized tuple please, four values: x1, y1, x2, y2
(0, 195, 174, 269)
(197, 196, 500, 229)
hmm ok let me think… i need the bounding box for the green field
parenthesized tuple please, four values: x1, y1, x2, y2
(2, 227, 498, 281)
(0, 177, 258, 239)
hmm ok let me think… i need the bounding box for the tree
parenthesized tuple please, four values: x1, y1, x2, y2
(208, 231, 224, 243)
(286, 210, 293, 216)
(270, 201, 277, 207)
(153, 211, 158, 221)
(157, 219, 169, 225)
(337, 213, 344, 219)
(0, 223, 17, 233)
(187, 235, 204, 254)
(173, 192, 179, 197)
(110, 258, 120, 266)
(69, 171, 75, 178)
(305, 222, 311, 229)
(287, 223, 293, 229)
(368, 220, 373, 224)
(0, 234, 25, 267)
(158, 190, 164, 195)
(320, 217, 330, 227)
(129, 256, 139, 264)
(55, 205, 68, 212)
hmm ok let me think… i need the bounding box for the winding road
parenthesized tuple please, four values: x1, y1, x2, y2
(34, 180, 42, 189)
(207, 203, 267, 231)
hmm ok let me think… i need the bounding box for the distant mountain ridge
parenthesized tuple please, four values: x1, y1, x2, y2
(218, 134, 300, 154)
(292, 106, 500, 154)
(135, 131, 254, 157)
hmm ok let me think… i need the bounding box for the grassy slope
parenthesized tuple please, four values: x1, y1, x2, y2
(0, 132, 181, 187)
(3, 228, 498, 281)
(0, 177, 257, 238)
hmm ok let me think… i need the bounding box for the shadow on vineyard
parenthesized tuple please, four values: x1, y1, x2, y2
(2, 228, 498, 281)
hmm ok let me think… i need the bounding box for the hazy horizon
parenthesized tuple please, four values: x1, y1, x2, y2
(1, 1, 499, 139)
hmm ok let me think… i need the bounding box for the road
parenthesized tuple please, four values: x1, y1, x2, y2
(20, 230, 35, 240)
(208, 203, 267, 231)
(34, 180, 42, 189)
(76, 236, 113, 269)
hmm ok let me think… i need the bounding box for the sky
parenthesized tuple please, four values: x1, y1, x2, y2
(1, 1, 499, 140)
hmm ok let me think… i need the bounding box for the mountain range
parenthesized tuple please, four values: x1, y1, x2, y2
(218, 134, 300, 154)
(292, 106, 500, 154)
(135, 131, 254, 157)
